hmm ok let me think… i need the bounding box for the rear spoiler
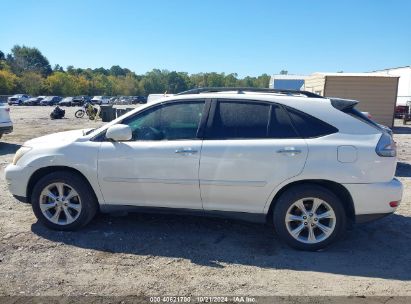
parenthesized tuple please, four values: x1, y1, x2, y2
(329, 98, 359, 110)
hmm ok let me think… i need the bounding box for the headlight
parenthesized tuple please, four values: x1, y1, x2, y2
(12, 146, 32, 165)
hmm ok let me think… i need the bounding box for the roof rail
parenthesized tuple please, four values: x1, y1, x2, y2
(176, 87, 324, 98)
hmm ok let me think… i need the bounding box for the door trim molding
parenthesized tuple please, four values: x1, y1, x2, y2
(200, 179, 267, 187)
(103, 177, 198, 185)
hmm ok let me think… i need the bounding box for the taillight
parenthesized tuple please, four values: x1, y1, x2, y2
(376, 132, 396, 157)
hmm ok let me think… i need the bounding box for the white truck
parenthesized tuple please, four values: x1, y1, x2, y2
(91, 96, 110, 105)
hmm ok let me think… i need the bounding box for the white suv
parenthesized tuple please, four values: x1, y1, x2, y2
(5, 88, 403, 250)
(0, 102, 13, 139)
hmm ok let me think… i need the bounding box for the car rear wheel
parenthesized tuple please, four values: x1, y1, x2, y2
(31, 171, 98, 230)
(273, 184, 346, 251)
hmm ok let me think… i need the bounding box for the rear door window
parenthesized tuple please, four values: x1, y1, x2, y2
(206, 100, 270, 139)
(206, 100, 299, 139)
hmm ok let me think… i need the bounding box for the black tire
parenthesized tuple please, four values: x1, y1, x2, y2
(273, 184, 346, 251)
(31, 171, 98, 231)
(75, 109, 85, 118)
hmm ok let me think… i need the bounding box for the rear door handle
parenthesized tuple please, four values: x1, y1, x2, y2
(277, 148, 302, 155)
(175, 148, 198, 154)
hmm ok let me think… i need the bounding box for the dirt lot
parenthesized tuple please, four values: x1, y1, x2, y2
(0, 106, 410, 297)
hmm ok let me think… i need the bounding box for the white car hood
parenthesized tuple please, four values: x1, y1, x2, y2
(25, 129, 89, 146)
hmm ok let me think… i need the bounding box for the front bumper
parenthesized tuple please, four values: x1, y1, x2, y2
(343, 178, 403, 221)
(0, 125, 13, 134)
(4, 164, 36, 201)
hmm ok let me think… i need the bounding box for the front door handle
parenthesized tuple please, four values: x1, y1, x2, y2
(277, 148, 302, 155)
(175, 148, 198, 154)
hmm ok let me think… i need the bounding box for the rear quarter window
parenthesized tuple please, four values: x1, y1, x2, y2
(285, 106, 338, 138)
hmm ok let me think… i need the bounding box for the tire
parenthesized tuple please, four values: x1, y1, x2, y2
(31, 171, 98, 231)
(75, 109, 85, 118)
(273, 184, 346, 251)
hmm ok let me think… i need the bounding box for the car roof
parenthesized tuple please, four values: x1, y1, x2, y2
(150, 91, 329, 107)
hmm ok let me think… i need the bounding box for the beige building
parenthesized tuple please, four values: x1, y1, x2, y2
(304, 73, 399, 127)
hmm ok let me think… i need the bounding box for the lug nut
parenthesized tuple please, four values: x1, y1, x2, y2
(303, 216, 307, 219)
(304, 222, 308, 225)
(314, 218, 318, 221)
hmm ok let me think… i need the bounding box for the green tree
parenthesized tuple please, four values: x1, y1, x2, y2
(0, 70, 18, 94)
(255, 73, 270, 88)
(223, 73, 239, 87)
(7, 45, 52, 76)
(166, 71, 188, 93)
(53, 64, 64, 72)
(20, 72, 44, 95)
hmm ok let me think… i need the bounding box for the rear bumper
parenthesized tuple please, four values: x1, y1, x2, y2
(355, 212, 393, 223)
(343, 178, 403, 219)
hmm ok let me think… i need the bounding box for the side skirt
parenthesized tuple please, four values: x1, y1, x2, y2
(99, 204, 267, 223)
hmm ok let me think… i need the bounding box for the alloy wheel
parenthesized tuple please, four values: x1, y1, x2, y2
(39, 182, 82, 225)
(285, 197, 336, 244)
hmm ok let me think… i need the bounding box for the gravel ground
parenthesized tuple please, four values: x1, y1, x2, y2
(0, 106, 410, 297)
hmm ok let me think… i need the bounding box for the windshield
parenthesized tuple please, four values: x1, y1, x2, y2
(62, 97, 72, 101)
(43, 97, 53, 101)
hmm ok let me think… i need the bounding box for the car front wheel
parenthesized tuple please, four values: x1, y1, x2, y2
(273, 184, 346, 251)
(31, 171, 98, 230)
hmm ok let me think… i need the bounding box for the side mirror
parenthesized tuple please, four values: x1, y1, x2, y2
(106, 124, 132, 141)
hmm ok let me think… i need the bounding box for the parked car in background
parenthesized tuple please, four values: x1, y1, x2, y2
(23, 96, 45, 106)
(91, 96, 109, 105)
(40, 96, 62, 106)
(109, 97, 119, 104)
(4, 87, 403, 251)
(395, 105, 409, 119)
(7, 94, 30, 106)
(116, 96, 131, 105)
(72, 96, 90, 106)
(131, 96, 147, 104)
(59, 97, 74, 107)
(0, 102, 13, 139)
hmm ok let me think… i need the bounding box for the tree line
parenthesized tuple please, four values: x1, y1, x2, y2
(0, 45, 271, 96)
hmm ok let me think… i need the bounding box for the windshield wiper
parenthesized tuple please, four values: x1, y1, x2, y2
(84, 129, 95, 135)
